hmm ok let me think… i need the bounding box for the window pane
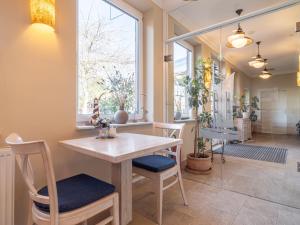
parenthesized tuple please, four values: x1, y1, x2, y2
(174, 43, 192, 118)
(78, 0, 138, 116)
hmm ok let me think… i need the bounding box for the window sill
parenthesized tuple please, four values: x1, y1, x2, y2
(76, 121, 153, 130)
(174, 119, 195, 123)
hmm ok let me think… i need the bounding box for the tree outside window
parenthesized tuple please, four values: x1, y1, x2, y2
(77, 0, 141, 120)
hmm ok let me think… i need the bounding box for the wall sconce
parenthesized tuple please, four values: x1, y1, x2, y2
(31, 0, 55, 30)
(298, 55, 300, 87)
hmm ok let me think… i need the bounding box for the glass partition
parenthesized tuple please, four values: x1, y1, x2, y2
(165, 2, 300, 209)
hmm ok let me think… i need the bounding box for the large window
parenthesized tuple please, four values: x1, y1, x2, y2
(173, 42, 193, 119)
(77, 0, 142, 122)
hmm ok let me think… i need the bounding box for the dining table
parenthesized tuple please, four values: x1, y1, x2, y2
(60, 132, 183, 225)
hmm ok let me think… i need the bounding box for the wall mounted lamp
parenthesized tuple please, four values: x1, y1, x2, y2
(298, 55, 300, 87)
(31, 0, 55, 30)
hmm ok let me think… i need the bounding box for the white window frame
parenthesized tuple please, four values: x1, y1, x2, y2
(76, 0, 144, 124)
(173, 40, 194, 120)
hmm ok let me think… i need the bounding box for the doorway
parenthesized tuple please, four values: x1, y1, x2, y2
(260, 88, 287, 134)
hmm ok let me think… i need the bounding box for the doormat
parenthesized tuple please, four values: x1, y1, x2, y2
(215, 144, 287, 164)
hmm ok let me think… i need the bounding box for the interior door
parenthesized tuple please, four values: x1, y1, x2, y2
(260, 89, 287, 134)
(272, 90, 287, 134)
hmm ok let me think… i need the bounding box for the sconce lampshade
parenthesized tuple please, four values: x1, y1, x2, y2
(31, 0, 55, 29)
(297, 72, 300, 87)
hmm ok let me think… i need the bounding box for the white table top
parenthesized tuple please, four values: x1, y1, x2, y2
(60, 133, 182, 163)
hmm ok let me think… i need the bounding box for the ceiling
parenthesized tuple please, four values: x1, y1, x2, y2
(125, 0, 154, 12)
(160, 0, 300, 77)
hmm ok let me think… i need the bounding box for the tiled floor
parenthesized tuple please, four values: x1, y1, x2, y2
(130, 134, 300, 225)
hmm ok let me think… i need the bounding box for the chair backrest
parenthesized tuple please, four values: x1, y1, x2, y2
(153, 122, 185, 164)
(6, 133, 59, 224)
(153, 122, 185, 139)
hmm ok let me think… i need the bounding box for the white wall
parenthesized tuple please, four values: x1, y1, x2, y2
(251, 73, 300, 134)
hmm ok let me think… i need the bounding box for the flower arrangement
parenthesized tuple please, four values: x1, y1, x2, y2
(95, 118, 111, 129)
(175, 98, 182, 113)
(99, 66, 135, 112)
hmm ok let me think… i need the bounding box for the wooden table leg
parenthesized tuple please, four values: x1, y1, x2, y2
(112, 160, 132, 225)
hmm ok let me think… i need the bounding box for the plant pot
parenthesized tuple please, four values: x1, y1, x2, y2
(186, 153, 212, 174)
(242, 112, 249, 119)
(175, 111, 182, 120)
(114, 110, 129, 124)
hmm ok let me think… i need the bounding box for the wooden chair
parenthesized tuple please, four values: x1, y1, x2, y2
(6, 133, 119, 225)
(132, 122, 188, 225)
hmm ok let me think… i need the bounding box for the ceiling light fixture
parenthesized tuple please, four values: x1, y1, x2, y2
(227, 9, 253, 49)
(249, 41, 265, 68)
(259, 63, 273, 79)
(259, 73, 271, 79)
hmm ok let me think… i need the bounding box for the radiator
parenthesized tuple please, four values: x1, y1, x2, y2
(0, 148, 14, 225)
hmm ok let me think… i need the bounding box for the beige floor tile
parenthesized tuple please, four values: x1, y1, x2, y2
(128, 212, 157, 225)
(276, 207, 300, 225)
(232, 207, 278, 225)
(131, 134, 300, 225)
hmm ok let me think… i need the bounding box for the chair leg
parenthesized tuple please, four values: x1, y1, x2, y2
(177, 167, 188, 206)
(27, 200, 33, 225)
(112, 194, 120, 225)
(155, 178, 163, 225)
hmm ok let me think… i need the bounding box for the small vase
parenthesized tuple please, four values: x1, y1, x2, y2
(114, 110, 129, 124)
(98, 128, 110, 139)
(175, 111, 182, 120)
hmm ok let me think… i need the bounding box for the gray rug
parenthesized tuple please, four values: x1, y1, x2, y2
(215, 144, 288, 164)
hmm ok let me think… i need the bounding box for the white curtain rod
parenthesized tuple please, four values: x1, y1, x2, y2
(166, 0, 300, 43)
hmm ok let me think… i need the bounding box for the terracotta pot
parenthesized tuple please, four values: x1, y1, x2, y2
(186, 153, 212, 173)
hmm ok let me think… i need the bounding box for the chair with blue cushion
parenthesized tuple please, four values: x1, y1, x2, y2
(132, 122, 188, 225)
(6, 133, 119, 225)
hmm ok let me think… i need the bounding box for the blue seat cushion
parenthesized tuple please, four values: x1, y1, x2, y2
(35, 174, 115, 213)
(133, 155, 176, 172)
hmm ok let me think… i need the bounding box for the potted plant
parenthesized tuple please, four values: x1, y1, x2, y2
(184, 58, 213, 173)
(249, 96, 260, 132)
(239, 94, 249, 118)
(296, 121, 300, 136)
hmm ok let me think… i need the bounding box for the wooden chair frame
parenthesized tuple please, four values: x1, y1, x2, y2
(6, 133, 119, 225)
(133, 122, 188, 225)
